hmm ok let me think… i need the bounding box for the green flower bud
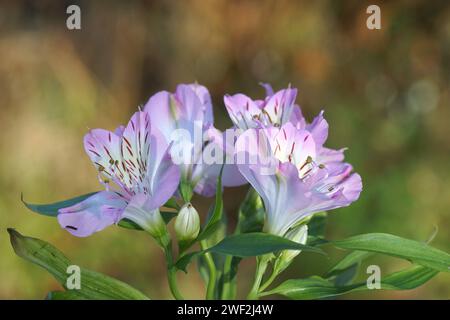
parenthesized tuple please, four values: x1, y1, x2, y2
(274, 225, 308, 275)
(175, 203, 200, 242)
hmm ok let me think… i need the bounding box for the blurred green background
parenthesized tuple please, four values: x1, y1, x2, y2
(0, 0, 449, 299)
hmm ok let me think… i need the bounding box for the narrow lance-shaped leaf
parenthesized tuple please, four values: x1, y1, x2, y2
(8, 229, 149, 300)
(23, 192, 177, 231)
(327, 250, 374, 279)
(332, 233, 450, 272)
(46, 291, 86, 300)
(263, 265, 439, 300)
(326, 250, 374, 286)
(207, 232, 325, 257)
(175, 232, 325, 272)
(22, 192, 98, 217)
(220, 187, 265, 299)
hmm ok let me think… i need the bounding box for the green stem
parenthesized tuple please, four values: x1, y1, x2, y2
(200, 240, 217, 300)
(164, 243, 184, 300)
(259, 269, 278, 292)
(221, 255, 234, 299)
(247, 257, 269, 300)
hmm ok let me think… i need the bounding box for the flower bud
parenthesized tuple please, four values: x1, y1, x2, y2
(175, 203, 200, 242)
(274, 225, 308, 275)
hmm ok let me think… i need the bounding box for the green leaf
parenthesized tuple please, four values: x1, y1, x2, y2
(23, 191, 177, 232)
(306, 235, 329, 247)
(176, 251, 201, 273)
(326, 250, 374, 286)
(197, 166, 224, 241)
(332, 233, 450, 272)
(327, 251, 374, 278)
(208, 233, 325, 257)
(175, 232, 325, 273)
(263, 265, 439, 299)
(332, 263, 359, 287)
(235, 188, 265, 234)
(307, 212, 327, 238)
(46, 291, 86, 300)
(8, 229, 149, 300)
(22, 192, 98, 217)
(163, 197, 180, 210)
(220, 187, 264, 299)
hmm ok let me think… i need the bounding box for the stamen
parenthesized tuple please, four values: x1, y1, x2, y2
(299, 156, 313, 170)
(262, 109, 274, 124)
(290, 142, 296, 155)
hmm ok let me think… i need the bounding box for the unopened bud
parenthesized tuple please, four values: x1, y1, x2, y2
(175, 203, 200, 242)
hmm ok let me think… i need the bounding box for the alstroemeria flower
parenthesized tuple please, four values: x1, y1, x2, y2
(225, 83, 346, 171)
(58, 111, 180, 237)
(224, 84, 298, 130)
(235, 121, 362, 237)
(144, 83, 245, 198)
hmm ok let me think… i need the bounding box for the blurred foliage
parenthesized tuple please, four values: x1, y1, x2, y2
(0, 0, 448, 299)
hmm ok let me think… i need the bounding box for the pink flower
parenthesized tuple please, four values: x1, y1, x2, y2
(58, 111, 180, 237)
(235, 119, 362, 237)
(224, 84, 298, 129)
(144, 83, 246, 198)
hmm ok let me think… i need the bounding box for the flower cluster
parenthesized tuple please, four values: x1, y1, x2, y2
(17, 82, 449, 302)
(57, 83, 362, 244)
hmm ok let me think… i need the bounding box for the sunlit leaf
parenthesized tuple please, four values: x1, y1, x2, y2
(326, 250, 374, 286)
(8, 229, 149, 300)
(23, 192, 177, 231)
(22, 192, 98, 217)
(307, 212, 327, 238)
(327, 251, 374, 278)
(46, 291, 86, 300)
(208, 232, 325, 257)
(332, 233, 450, 272)
(263, 265, 438, 299)
(176, 252, 201, 273)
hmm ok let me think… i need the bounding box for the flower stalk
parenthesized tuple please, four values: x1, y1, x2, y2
(200, 240, 217, 300)
(247, 255, 271, 300)
(163, 242, 184, 300)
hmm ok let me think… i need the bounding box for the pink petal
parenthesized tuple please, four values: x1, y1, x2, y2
(57, 191, 127, 237)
